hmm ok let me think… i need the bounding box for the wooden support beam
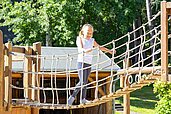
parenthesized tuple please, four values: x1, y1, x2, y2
(12, 46, 25, 53)
(161, 1, 168, 82)
(123, 59, 130, 114)
(124, 94, 130, 114)
(32, 42, 41, 101)
(0, 31, 4, 111)
(23, 46, 32, 100)
(106, 78, 112, 114)
(4, 42, 12, 111)
(88, 77, 105, 96)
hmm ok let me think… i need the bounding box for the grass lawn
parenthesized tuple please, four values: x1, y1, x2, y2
(115, 84, 159, 114)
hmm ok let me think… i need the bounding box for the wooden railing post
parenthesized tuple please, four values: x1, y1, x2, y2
(0, 31, 4, 111)
(106, 78, 112, 114)
(32, 42, 41, 102)
(4, 42, 12, 111)
(161, 1, 168, 82)
(23, 46, 32, 100)
(123, 59, 130, 114)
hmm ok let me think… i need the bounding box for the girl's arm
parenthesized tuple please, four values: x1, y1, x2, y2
(94, 41, 116, 55)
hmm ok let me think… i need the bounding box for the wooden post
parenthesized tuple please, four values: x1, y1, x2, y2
(4, 42, 12, 111)
(31, 108, 39, 114)
(123, 59, 130, 114)
(23, 46, 32, 100)
(32, 42, 41, 101)
(0, 31, 4, 111)
(88, 77, 105, 96)
(161, 1, 168, 82)
(106, 78, 112, 114)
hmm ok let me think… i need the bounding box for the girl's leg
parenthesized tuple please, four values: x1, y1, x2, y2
(68, 62, 83, 105)
(82, 63, 91, 99)
(70, 62, 83, 98)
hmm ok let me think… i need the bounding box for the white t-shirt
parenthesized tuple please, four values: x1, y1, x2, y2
(76, 36, 94, 64)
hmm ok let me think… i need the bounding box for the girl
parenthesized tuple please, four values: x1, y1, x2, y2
(68, 24, 115, 105)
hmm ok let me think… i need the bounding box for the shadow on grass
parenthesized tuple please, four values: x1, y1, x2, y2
(130, 84, 159, 101)
(117, 97, 157, 109)
(116, 83, 159, 110)
(130, 98, 156, 109)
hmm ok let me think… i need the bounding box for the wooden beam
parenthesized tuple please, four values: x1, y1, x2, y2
(12, 46, 25, 53)
(0, 31, 4, 111)
(161, 1, 168, 82)
(12, 55, 24, 61)
(4, 42, 12, 111)
(117, 66, 161, 75)
(124, 93, 130, 114)
(12, 72, 111, 78)
(123, 59, 130, 114)
(88, 77, 105, 96)
(32, 42, 41, 101)
(106, 78, 112, 114)
(166, 2, 171, 8)
(23, 46, 32, 100)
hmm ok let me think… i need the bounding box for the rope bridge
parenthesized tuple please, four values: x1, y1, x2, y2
(2, 11, 163, 110)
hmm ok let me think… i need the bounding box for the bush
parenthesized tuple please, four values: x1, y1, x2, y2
(153, 81, 171, 114)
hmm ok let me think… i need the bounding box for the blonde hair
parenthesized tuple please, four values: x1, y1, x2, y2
(79, 24, 94, 37)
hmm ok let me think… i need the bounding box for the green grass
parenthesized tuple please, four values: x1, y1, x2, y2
(115, 84, 159, 114)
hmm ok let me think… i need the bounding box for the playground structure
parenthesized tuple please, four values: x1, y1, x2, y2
(0, 1, 171, 114)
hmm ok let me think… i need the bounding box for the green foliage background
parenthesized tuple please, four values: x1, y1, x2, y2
(153, 81, 171, 114)
(0, 0, 148, 46)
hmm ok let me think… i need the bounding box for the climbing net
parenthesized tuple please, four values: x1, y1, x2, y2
(10, 11, 162, 109)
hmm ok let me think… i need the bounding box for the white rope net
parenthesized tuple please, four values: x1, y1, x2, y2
(10, 11, 162, 109)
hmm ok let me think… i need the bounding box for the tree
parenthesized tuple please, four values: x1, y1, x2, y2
(0, 0, 146, 48)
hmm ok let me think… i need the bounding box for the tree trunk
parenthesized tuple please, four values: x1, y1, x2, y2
(132, 16, 143, 66)
(146, 0, 156, 64)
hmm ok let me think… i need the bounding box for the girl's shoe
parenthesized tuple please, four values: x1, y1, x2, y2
(68, 96, 75, 105)
(80, 98, 91, 104)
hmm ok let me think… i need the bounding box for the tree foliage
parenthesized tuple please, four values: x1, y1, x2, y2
(153, 81, 171, 114)
(0, 0, 147, 47)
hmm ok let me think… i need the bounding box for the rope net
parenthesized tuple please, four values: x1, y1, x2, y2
(10, 11, 162, 109)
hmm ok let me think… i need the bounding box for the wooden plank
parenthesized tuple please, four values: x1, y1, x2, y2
(12, 55, 24, 61)
(12, 47, 25, 53)
(12, 73, 22, 78)
(0, 111, 11, 114)
(4, 42, 12, 111)
(0, 31, 4, 111)
(166, 2, 171, 8)
(161, 1, 168, 82)
(12, 107, 31, 114)
(23, 46, 32, 100)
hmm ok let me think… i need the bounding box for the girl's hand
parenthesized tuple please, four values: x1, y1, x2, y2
(109, 49, 116, 55)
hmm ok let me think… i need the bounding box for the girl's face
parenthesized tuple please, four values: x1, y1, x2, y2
(82, 26, 93, 40)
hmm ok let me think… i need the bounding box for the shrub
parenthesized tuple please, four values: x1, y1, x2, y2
(153, 81, 171, 114)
